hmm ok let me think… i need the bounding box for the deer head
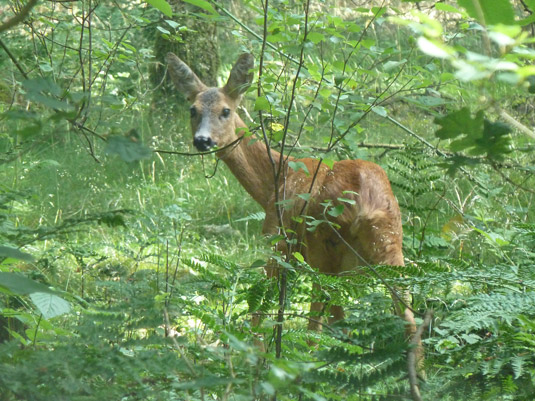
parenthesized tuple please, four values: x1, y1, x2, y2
(166, 52, 254, 152)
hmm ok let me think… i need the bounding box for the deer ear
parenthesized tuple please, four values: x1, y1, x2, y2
(166, 53, 206, 102)
(223, 53, 254, 100)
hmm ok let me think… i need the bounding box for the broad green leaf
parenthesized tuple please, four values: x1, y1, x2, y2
(474, 119, 512, 159)
(435, 3, 464, 14)
(417, 37, 453, 59)
(249, 259, 266, 268)
(307, 32, 325, 44)
(371, 106, 387, 117)
(319, 88, 331, 99)
(182, 0, 219, 15)
(156, 26, 171, 35)
(0, 245, 34, 262)
(22, 78, 73, 111)
(145, 0, 172, 17)
(297, 193, 311, 201)
(327, 204, 345, 218)
(383, 60, 406, 71)
(434, 107, 483, 140)
(30, 292, 71, 319)
(337, 197, 356, 205)
(0, 272, 55, 295)
(288, 161, 310, 176)
(105, 134, 152, 162)
(322, 159, 334, 169)
(457, 0, 515, 26)
(165, 19, 180, 29)
(293, 252, 305, 263)
(254, 96, 270, 111)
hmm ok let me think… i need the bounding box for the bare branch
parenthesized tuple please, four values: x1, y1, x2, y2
(0, 0, 39, 33)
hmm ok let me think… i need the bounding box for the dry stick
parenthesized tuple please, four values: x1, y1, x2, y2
(408, 310, 433, 401)
(0, 39, 29, 78)
(498, 109, 535, 140)
(0, 0, 39, 33)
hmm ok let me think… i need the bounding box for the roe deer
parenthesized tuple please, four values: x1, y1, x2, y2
(166, 52, 419, 355)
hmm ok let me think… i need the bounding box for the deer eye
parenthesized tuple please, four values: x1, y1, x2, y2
(190, 106, 197, 118)
(221, 108, 231, 118)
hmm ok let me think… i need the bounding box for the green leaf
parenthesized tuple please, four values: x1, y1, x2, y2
(435, 3, 464, 14)
(457, 0, 515, 26)
(181, 0, 219, 15)
(0, 245, 34, 262)
(250, 259, 266, 268)
(434, 107, 483, 140)
(297, 193, 311, 201)
(165, 19, 180, 29)
(307, 32, 325, 44)
(417, 37, 453, 59)
(144, 0, 173, 17)
(22, 78, 73, 111)
(475, 119, 512, 159)
(371, 106, 387, 117)
(383, 60, 406, 71)
(327, 204, 345, 218)
(105, 134, 152, 162)
(293, 252, 305, 263)
(0, 273, 55, 295)
(156, 26, 171, 35)
(30, 292, 71, 319)
(322, 159, 334, 169)
(254, 96, 270, 111)
(288, 161, 310, 176)
(337, 197, 356, 205)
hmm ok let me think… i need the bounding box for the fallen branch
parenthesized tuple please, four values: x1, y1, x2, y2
(498, 109, 535, 141)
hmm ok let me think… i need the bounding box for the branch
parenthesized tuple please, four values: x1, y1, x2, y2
(0, 39, 29, 78)
(0, 0, 39, 33)
(408, 310, 433, 401)
(498, 109, 535, 141)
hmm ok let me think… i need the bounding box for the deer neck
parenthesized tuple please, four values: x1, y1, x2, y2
(217, 116, 282, 210)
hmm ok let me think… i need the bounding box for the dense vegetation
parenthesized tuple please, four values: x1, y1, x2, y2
(1, 0, 534, 400)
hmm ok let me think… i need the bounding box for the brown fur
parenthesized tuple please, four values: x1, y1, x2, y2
(167, 52, 418, 342)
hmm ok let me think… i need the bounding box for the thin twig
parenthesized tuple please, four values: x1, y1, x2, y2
(0, 0, 39, 33)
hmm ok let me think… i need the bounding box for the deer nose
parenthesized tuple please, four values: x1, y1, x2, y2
(193, 136, 216, 152)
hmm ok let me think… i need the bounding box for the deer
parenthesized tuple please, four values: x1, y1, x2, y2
(166, 52, 420, 361)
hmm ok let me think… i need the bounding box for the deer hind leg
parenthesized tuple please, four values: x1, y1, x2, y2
(353, 210, 422, 369)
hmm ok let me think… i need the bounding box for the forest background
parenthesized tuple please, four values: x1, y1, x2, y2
(1, 0, 535, 400)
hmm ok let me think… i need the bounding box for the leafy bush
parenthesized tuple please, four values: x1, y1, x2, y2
(1, 0, 534, 400)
